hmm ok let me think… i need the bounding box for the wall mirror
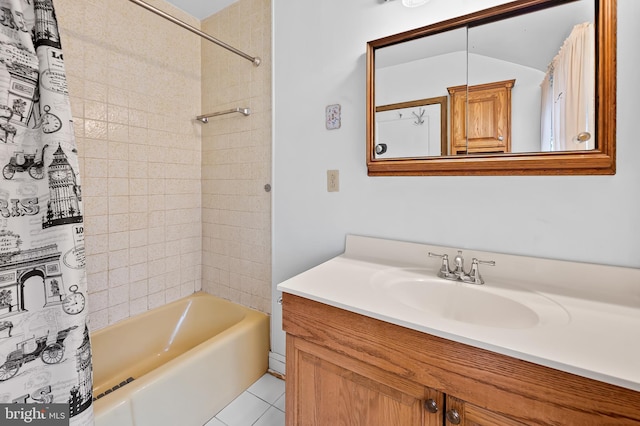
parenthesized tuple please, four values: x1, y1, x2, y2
(366, 0, 616, 176)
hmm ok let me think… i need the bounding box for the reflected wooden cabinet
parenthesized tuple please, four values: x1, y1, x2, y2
(448, 79, 515, 155)
(283, 293, 640, 426)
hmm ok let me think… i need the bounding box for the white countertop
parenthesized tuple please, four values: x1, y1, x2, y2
(277, 235, 640, 392)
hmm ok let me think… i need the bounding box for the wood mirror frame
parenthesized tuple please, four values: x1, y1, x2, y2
(366, 0, 616, 176)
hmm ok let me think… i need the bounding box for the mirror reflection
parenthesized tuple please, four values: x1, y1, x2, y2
(373, 0, 595, 158)
(467, 0, 594, 154)
(375, 96, 447, 158)
(375, 28, 466, 157)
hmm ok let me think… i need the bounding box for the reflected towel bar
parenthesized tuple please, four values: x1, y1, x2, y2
(128, 0, 261, 66)
(197, 108, 251, 123)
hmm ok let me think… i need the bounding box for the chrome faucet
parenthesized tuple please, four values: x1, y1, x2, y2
(428, 250, 495, 285)
(452, 250, 465, 279)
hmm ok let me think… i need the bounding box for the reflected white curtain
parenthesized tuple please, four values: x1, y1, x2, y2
(540, 72, 553, 151)
(540, 22, 595, 151)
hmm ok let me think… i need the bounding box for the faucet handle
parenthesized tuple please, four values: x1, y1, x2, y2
(428, 252, 447, 260)
(428, 252, 451, 278)
(467, 258, 495, 285)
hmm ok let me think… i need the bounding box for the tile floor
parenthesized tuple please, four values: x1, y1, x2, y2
(204, 373, 285, 426)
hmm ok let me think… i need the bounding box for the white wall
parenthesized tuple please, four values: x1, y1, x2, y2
(271, 0, 640, 359)
(376, 52, 466, 105)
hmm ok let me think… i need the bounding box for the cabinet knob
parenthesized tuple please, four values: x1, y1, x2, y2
(424, 398, 439, 413)
(498, 135, 504, 141)
(446, 409, 461, 425)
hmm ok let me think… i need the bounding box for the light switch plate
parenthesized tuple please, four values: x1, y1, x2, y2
(327, 170, 339, 192)
(326, 104, 341, 130)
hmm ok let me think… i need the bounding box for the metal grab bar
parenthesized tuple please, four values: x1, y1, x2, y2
(196, 107, 251, 123)
(127, 0, 261, 66)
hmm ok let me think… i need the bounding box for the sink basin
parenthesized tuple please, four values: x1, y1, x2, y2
(371, 268, 570, 329)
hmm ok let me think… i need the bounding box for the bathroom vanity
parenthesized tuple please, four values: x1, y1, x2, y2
(278, 236, 640, 425)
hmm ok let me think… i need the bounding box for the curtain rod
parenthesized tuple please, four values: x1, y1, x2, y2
(128, 0, 261, 66)
(196, 107, 251, 123)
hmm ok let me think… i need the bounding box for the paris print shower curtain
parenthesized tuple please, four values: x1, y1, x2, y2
(0, 0, 93, 424)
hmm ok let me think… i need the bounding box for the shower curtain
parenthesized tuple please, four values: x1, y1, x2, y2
(540, 22, 595, 151)
(0, 0, 92, 424)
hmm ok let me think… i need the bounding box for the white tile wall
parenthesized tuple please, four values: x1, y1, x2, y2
(201, 0, 273, 314)
(56, 0, 203, 330)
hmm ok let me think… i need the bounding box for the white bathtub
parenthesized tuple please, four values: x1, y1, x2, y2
(91, 292, 270, 426)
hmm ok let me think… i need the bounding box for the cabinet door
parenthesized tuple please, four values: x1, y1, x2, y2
(466, 82, 513, 153)
(448, 86, 468, 155)
(286, 334, 442, 426)
(448, 79, 515, 155)
(445, 396, 525, 426)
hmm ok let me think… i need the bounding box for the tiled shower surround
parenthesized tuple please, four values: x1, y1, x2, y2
(56, 0, 272, 330)
(201, 0, 273, 315)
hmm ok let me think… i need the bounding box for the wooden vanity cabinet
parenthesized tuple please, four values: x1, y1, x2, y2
(282, 293, 640, 426)
(288, 336, 441, 425)
(447, 79, 515, 155)
(444, 396, 526, 426)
